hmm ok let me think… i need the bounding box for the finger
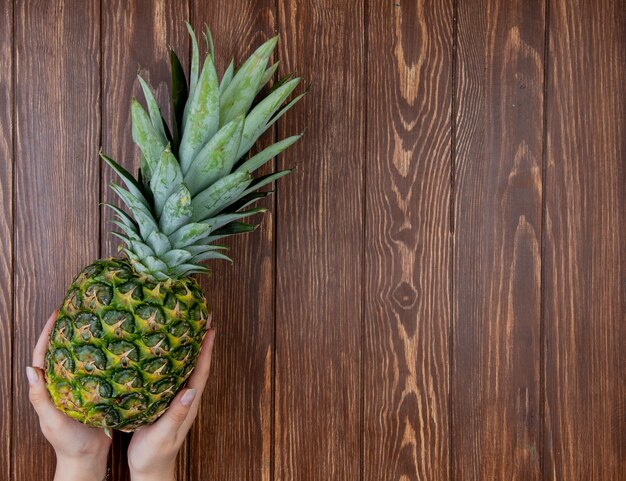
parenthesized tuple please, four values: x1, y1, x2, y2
(151, 387, 197, 437)
(153, 329, 216, 437)
(186, 328, 216, 394)
(33, 311, 59, 368)
(178, 329, 216, 432)
(27, 366, 62, 420)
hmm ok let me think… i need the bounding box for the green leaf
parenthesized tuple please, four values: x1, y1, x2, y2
(145, 230, 172, 256)
(179, 55, 220, 174)
(236, 78, 300, 158)
(242, 169, 291, 196)
(142, 255, 169, 274)
(263, 90, 307, 132)
(220, 59, 234, 96)
(190, 170, 252, 222)
(256, 61, 280, 94)
(183, 21, 200, 131)
(190, 250, 233, 263)
(161, 249, 193, 267)
(205, 207, 267, 230)
(112, 220, 139, 240)
(138, 74, 167, 144)
(101, 153, 150, 208)
(131, 99, 166, 180)
(110, 184, 158, 239)
(220, 36, 278, 125)
(170, 263, 210, 277)
(202, 24, 215, 61)
(236, 134, 302, 174)
(223, 191, 272, 212)
(130, 239, 155, 259)
(169, 49, 188, 152)
(106, 203, 136, 226)
(204, 222, 257, 242)
(185, 244, 229, 255)
(184, 115, 244, 195)
(168, 222, 213, 248)
(159, 184, 193, 235)
(149, 147, 184, 218)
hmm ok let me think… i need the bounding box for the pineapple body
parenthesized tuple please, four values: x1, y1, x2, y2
(45, 258, 209, 431)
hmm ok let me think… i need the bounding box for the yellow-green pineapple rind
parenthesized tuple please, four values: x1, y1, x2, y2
(45, 258, 209, 432)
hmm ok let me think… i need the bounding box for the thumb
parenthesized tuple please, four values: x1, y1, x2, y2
(27, 366, 54, 414)
(154, 388, 197, 434)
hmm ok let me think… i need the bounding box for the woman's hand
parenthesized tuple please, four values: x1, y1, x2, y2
(127, 325, 216, 481)
(27, 311, 112, 481)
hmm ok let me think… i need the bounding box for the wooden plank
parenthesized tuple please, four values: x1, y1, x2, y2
(274, 1, 364, 479)
(543, 1, 626, 478)
(12, 1, 101, 480)
(100, 1, 189, 479)
(0, 2, 13, 481)
(452, 1, 545, 479)
(363, 0, 452, 479)
(188, 2, 276, 480)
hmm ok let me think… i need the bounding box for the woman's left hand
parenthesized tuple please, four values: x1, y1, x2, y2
(27, 310, 112, 481)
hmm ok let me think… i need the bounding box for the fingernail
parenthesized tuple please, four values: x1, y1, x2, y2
(180, 388, 197, 406)
(26, 366, 38, 385)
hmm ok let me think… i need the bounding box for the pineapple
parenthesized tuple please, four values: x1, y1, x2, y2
(44, 24, 304, 432)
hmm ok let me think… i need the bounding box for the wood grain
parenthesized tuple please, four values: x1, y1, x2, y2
(543, 1, 626, 478)
(452, 1, 545, 479)
(363, 0, 452, 480)
(189, 2, 276, 480)
(274, 1, 364, 479)
(100, 1, 189, 478)
(0, 2, 13, 481)
(12, 1, 101, 480)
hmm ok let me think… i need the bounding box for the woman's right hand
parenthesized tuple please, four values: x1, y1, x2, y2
(127, 325, 216, 481)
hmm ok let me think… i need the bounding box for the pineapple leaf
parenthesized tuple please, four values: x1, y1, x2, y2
(169, 49, 188, 153)
(106, 203, 136, 226)
(206, 207, 267, 230)
(185, 244, 229, 255)
(219, 36, 278, 125)
(112, 220, 139, 240)
(204, 222, 257, 242)
(161, 248, 193, 267)
(190, 250, 233, 263)
(190, 170, 252, 222)
(131, 99, 166, 180)
(179, 55, 220, 174)
(137, 74, 168, 144)
(184, 114, 244, 195)
(220, 59, 235, 96)
(183, 21, 200, 130)
(149, 146, 183, 218)
(130, 239, 156, 259)
(236, 78, 300, 157)
(202, 24, 215, 61)
(256, 61, 280, 95)
(224, 191, 272, 212)
(110, 184, 158, 239)
(236, 134, 302, 174)
(242, 169, 291, 196)
(101, 153, 150, 208)
(159, 184, 193, 235)
(142, 255, 169, 273)
(145, 230, 172, 256)
(170, 263, 210, 277)
(169, 222, 213, 248)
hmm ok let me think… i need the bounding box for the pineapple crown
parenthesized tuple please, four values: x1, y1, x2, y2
(102, 23, 305, 281)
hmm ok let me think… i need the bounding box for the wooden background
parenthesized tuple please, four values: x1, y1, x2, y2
(1, 0, 624, 480)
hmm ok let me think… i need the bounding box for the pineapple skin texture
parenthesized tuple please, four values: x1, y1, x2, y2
(44, 257, 209, 432)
